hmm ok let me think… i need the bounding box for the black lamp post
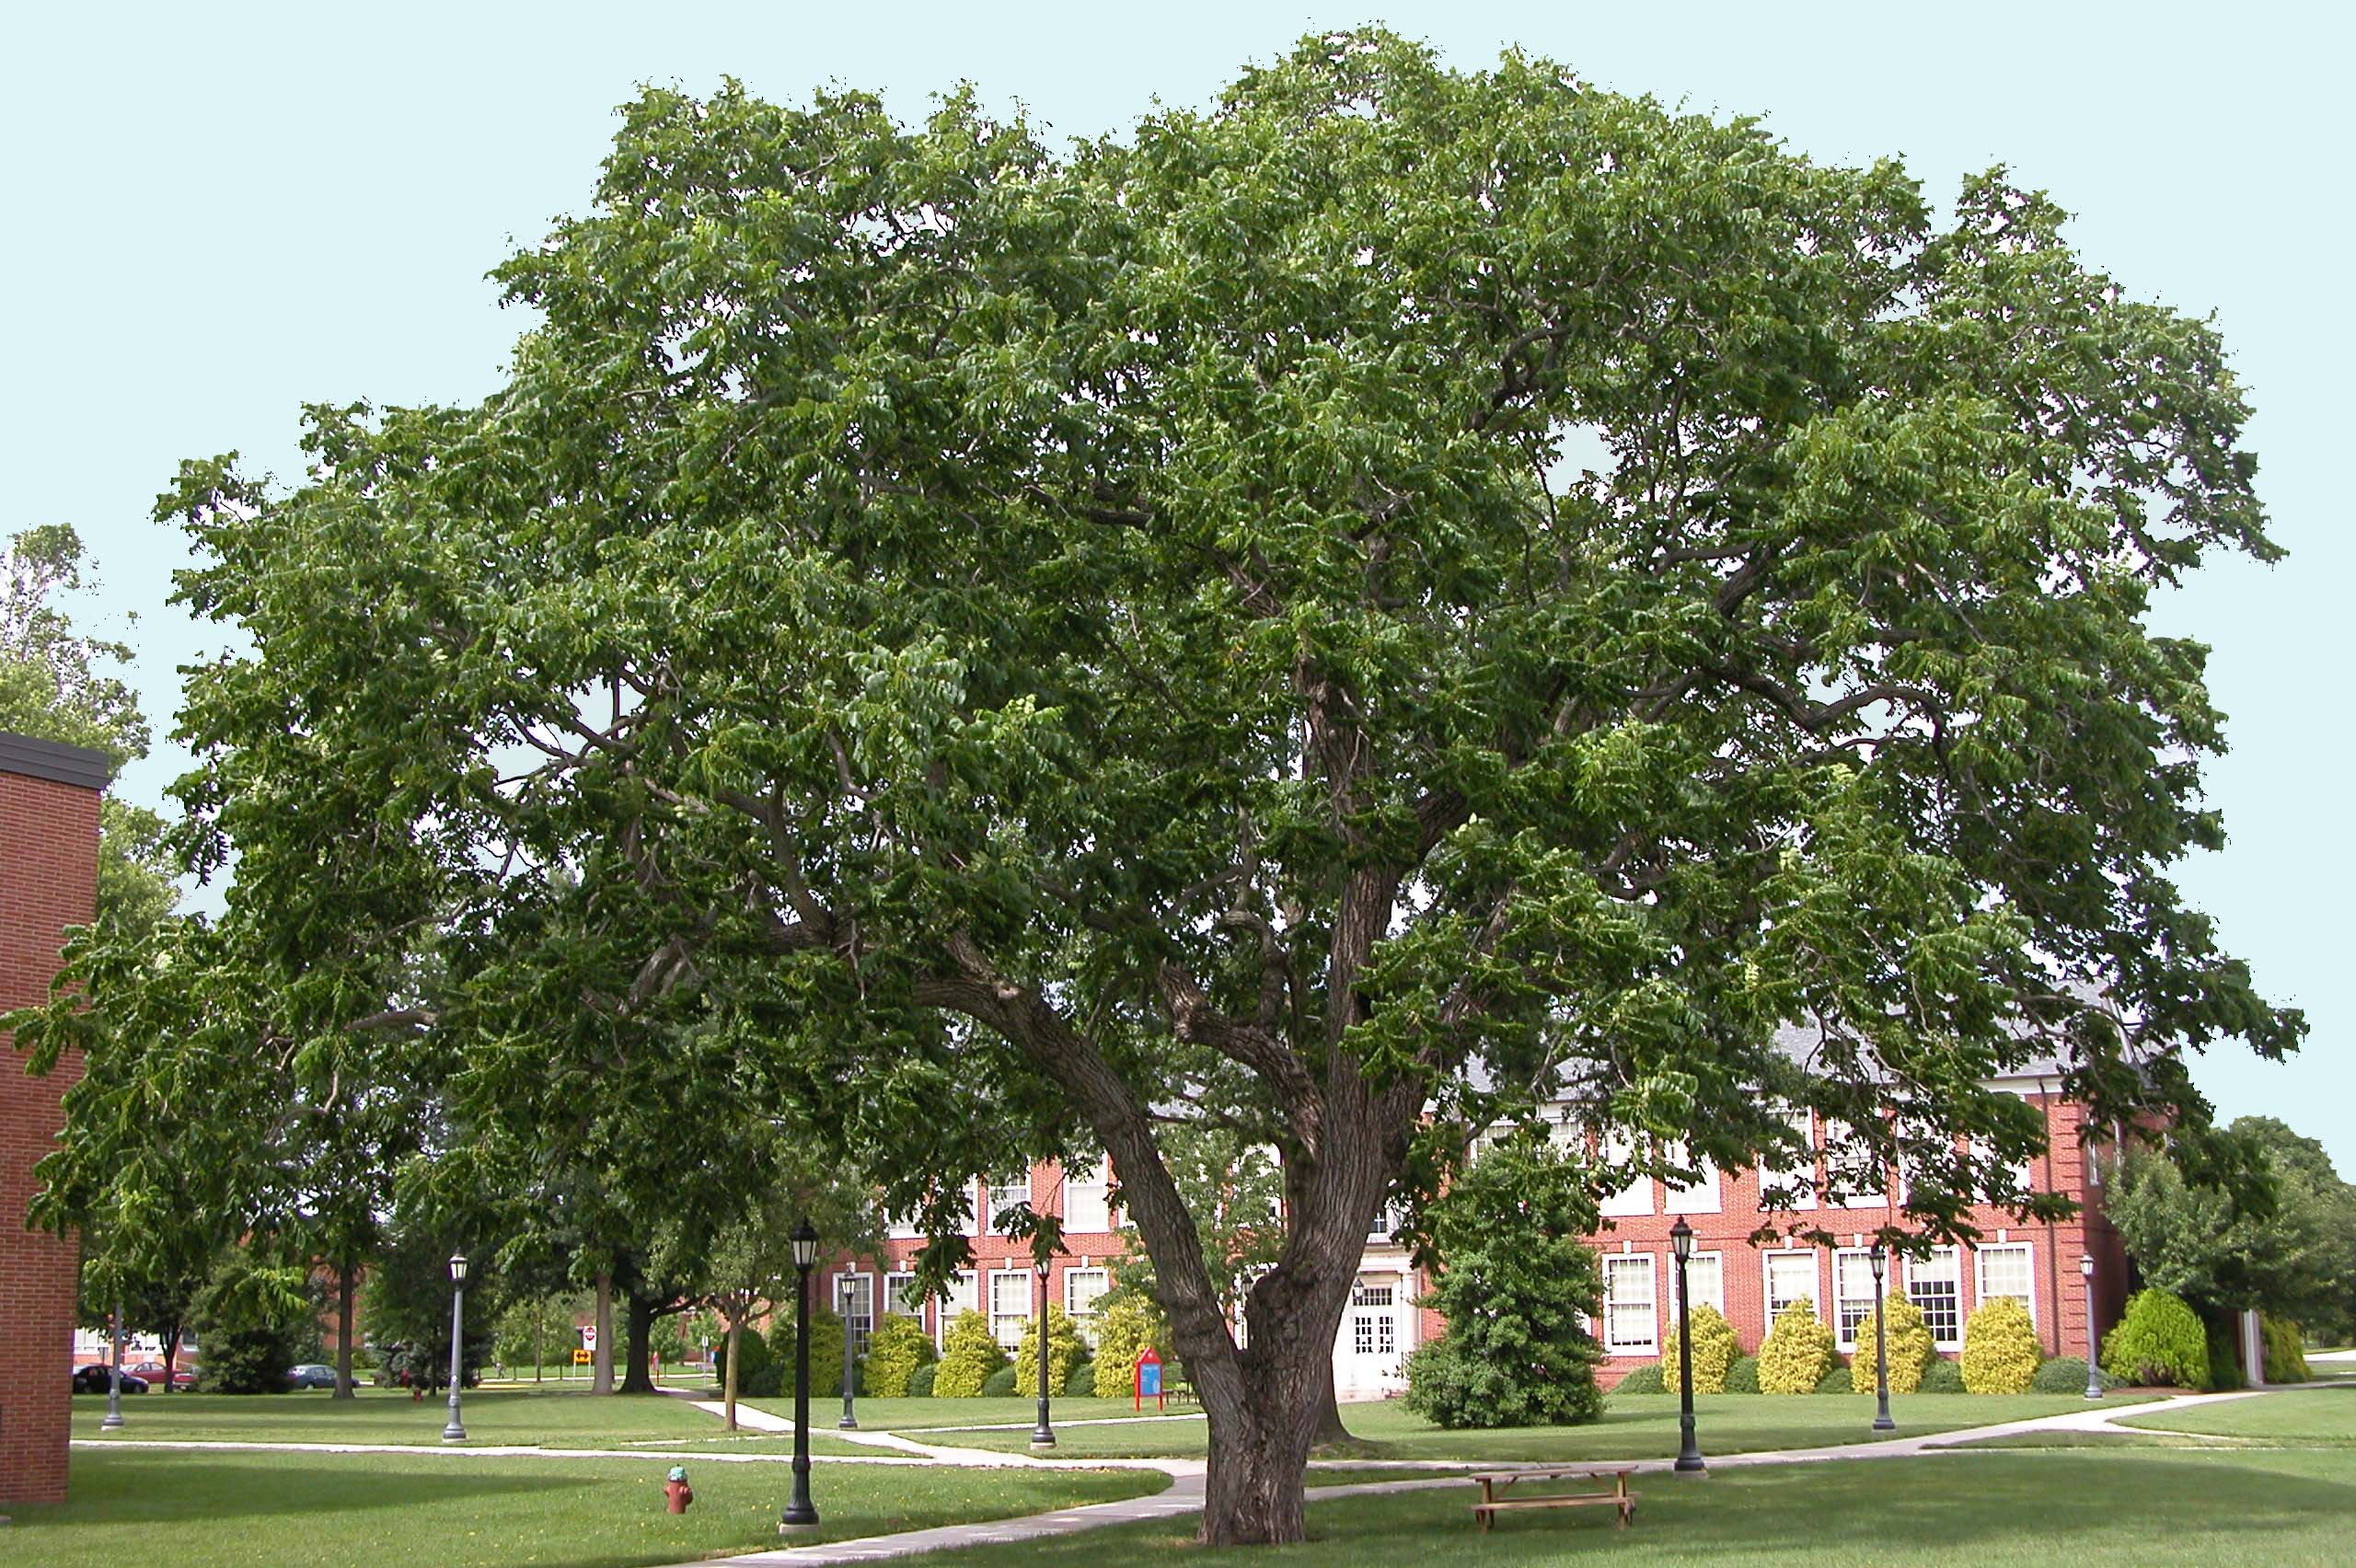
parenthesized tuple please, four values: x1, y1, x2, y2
(1867, 1242, 1895, 1433)
(443, 1252, 468, 1443)
(101, 1301, 126, 1431)
(1031, 1254, 1057, 1449)
(837, 1272, 860, 1431)
(2080, 1253, 2103, 1400)
(780, 1217, 820, 1531)
(1669, 1216, 1704, 1474)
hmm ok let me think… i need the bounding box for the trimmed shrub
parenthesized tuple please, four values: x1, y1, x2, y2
(932, 1310, 1009, 1398)
(980, 1364, 1020, 1398)
(2202, 1315, 2246, 1390)
(2029, 1355, 2114, 1394)
(860, 1315, 937, 1399)
(1612, 1362, 1665, 1395)
(1065, 1359, 1097, 1400)
(1815, 1363, 1853, 1393)
(767, 1304, 849, 1397)
(1854, 1296, 1936, 1396)
(1959, 1298, 2041, 1394)
(718, 1322, 782, 1399)
(2101, 1288, 2208, 1389)
(1917, 1356, 1966, 1393)
(1014, 1304, 1090, 1398)
(1091, 1297, 1170, 1401)
(1659, 1304, 1739, 1396)
(2262, 1318, 2310, 1384)
(1758, 1301, 1837, 1395)
(1724, 1355, 1761, 1394)
(907, 1362, 939, 1398)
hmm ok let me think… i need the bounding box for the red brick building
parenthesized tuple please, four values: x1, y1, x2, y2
(841, 1055, 2126, 1401)
(1, 732, 109, 1505)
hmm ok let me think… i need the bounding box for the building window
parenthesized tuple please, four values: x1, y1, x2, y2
(1825, 1119, 1888, 1208)
(1673, 1251, 1724, 1318)
(1661, 1140, 1721, 1215)
(1368, 1204, 1407, 1241)
(1759, 1108, 1818, 1211)
(1969, 1136, 2038, 1206)
(986, 1172, 1032, 1225)
(835, 1274, 874, 1352)
(1065, 1267, 1110, 1343)
(1764, 1250, 1820, 1325)
(1833, 1250, 1879, 1350)
(1907, 1246, 1962, 1348)
(1063, 1161, 1112, 1234)
(1602, 1254, 1658, 1355)
(884, 1211, 925, 1240)
(1598, 1128, 1653, 1218)
(941, 1270, 978, 1346)
(988, 1270, 1033, 1348)
(884, 1271, 918, 1317)
(1976, 1243, 2036, 1325)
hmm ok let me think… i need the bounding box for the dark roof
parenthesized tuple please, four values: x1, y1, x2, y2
(0, 731, 114, 791)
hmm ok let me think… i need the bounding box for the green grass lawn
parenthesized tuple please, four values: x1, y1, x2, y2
(67, 1386, 884, 1452)
(10, 1447, 1164, 1568)
(926, 1393, 2144, 1460)
(2118, 1387, 2356, 1445)
(737, 1393, 1207, 1433)
(914, 1450, 2356, 1567)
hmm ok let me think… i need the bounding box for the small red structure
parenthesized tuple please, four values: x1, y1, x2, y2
(1133, 1347, 1163, 1412)
(664, 1465, 693, 1514)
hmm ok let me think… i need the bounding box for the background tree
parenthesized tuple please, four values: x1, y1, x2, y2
(1402, 1130, 1603, 1428)
(82, 29, 2300, 1544)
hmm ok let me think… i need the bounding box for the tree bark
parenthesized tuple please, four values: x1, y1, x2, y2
(723, 1317, 742, 1431)
(621, 1291, 657, 1393)
(1309, 1360, 1349, 1448)
(333, 1262, 358, 1400)
(592, 1272, 615, 1394)
(160, 1327, 180, 1395)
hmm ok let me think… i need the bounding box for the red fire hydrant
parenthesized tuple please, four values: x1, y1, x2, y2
(664, 1466, 694, 1515)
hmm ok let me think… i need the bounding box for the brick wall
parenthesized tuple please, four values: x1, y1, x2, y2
(1, 736, 107, 1505)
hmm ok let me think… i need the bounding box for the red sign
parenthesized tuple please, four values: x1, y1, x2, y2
(1135, 1347, 1163, 1412)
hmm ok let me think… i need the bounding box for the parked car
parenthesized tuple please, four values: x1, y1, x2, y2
(286, 1364, 339, 1389)
(128, 1361, 197, 1389)
(71, 1365, 149, 1395)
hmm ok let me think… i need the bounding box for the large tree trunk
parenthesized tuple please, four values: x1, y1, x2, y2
(592, 1273, 615, 1394)
(621, 1292, 657, 1393)
(723, 1317, 742, 1431)
(333, 1262, 358, 1400)
(160, 1327, 180, 1394)
(1309, 1360, 1349, 1448)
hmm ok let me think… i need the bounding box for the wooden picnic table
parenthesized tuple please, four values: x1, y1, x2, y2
(1468, 1467, 1638, 1533)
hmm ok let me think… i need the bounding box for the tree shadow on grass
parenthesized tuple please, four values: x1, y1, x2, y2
(40, 1449, 588, 1528)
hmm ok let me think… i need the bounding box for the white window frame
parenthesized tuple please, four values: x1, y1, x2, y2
(1762, 1250, 1821, 1326)
(1969, 1135, 2038, 1207)
(1676, 1250, 1724, 1317)
(1598, 1128, 1653, 1218)
(988, 1268, 1033, 1349)
(1063, 1266, 1110, 1344)
(1347, 1275, 1400, 1358)
(986, 1172, 1032, 1225)
(1906, 1245, 1963, 1349)
(1661, 1140, 1721, 1215)
(1825, 1119, 1888, 1209)
(939, 1270, 978, 1350)
(884, 1211, 925, 1240)
(1974, 1243, 2037, 1329)
(1602, 1254, 1658, 1355)
(1833, 1248, 1880, 1351)
(834, 1272, 874, 1351)
(1062, 1160, 1112, 1234)
(1759, 1108, 1819, 1211)
(883, 1270, 918, 1317)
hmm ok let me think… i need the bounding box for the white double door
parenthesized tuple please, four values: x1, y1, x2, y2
(1333, 1272, 1406, 1396)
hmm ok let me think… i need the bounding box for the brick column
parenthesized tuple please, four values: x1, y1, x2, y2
(1, 732, 109, 1506)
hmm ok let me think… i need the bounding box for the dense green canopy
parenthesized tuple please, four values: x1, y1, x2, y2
(17, 31, 2297, 1543)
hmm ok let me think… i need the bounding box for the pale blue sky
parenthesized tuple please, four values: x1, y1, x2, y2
(6, 4, 2345, 1163)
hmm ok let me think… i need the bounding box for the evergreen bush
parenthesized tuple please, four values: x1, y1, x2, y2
(1724, 1355, 1761, 1394)
(980, 1363, 1021, 1398)
(1758, 1301, 1836, 1395)
(2100, 1288, 2209, 1389)
(2262, 1317, 2309, 1383)
(1959, 1297, 2041, 1394)
(932, 1310, 1009, 1397)
(1815, 1364, 1853, 1393)
(2029, 1355, 2112, 1394)
(1854, 1296, 1936, 1396)
(1917, 1356, 1965, 1392)
(860, 1314, 937, 1399)
(1612, 1363, 1665, 1394)
(1091, 1297, 1170, 1400)
(1014, 1303, 1090, 1397)
(719, 1323, 783, 1399)
(766, 1303, 849, 1396)
(1659, 1304, 1739, 1395)
(1065, 1358, 1097, 1399)
(907, 1362, 939, 1398)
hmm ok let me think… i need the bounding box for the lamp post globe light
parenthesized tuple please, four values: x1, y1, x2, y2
(2080, 1253, 2104, 1400)
(837, 1272, 860, 1431)
(781, 1216, 821, 1531)
(1867, 1242, 1894, 1433)
(101, 1301, 126, 1431)
(443, 1252, 468, 1443)
(1669, 1216, 1704, 1474)
(1031, 1254, 1057, 1450)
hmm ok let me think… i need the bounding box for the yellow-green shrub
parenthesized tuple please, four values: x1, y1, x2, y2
(2261, 1317, 2309, 1384)
(1854, 1295, 1935, 1396)
(1091, 1296, 1170, 1400)
(2100, 1287, 2207, 1389)
(931, 1309, 1008, 1398)
(1757, 1301, 1835, 1395)
(1659, 1304, 1739, 1395)
(1959, 1297, 2041, 1393)
(860, 1314, 937, 1399)
(1014, 1302, 1090, 1397)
